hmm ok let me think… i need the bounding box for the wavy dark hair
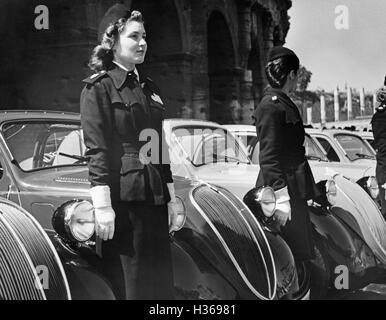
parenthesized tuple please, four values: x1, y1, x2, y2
(265, 55, 300, 89)
(88, 10, 144, 72)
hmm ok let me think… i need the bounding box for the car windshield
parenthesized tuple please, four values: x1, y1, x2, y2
(335, 134, 376, 161)
(172, 125, 250, 166)
(1, 121, 86, 172)
(304, 135, 328, 161)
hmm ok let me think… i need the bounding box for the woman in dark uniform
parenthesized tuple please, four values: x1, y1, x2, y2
(80, 6, 179, 299)
(371, 77, 386, 217)
(253, 46, 319, 263)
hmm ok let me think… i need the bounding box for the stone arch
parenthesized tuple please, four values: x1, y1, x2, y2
(207, 10, 237, 124)
(248, 3, 272, 106)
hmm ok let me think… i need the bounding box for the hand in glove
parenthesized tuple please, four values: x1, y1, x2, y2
(273, 187, 291, 227)
(167, 183, 180, 233)
(90, 185, 115, 241)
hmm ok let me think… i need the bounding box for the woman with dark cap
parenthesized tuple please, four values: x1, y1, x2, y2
(80, 5, 179, 299)
(253, 46, 320, 265)
(371, 77, 386, 217)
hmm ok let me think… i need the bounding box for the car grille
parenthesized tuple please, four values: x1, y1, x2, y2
(0, 201, 71, 300)
(191, 184, 276, 300)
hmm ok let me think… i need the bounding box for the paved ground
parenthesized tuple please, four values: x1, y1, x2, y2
(325, 284, 386, 300)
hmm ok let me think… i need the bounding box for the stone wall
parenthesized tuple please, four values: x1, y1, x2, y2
(0, 0, 291, 124)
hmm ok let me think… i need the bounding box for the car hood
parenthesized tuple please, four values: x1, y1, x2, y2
(18, 166, 91, 195)
(309, 161, 376, 182)
(192, 163, 259, 199)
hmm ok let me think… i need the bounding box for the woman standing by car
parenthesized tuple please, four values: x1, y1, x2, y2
(253, 46, 320, 265)
(80, 5, 179, 299)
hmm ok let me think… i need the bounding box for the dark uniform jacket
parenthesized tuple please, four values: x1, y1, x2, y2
(371, 106, 386, 184)
(253, 87, 320, 261)
(253, 87, 319, 200)
(80, 65, 172, 205)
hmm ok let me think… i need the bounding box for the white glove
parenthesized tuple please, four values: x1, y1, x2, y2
(167, 183, 180, 233)
(90, 185, 115, 241)
(273, 187, 291, 227)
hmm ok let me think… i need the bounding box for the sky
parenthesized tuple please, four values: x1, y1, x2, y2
(285, 0, 386, 93)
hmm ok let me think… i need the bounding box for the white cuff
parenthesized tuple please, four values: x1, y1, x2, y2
(90, 185, 112, 209)
(167, 183, 177, 203)
(274, 186, 290, 203)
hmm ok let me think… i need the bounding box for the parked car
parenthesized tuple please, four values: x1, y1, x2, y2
(0, 110, 304, 300)
(225, 125, 380, 204)
(221, 123, 386, 296)
(306, 128, 376, 164)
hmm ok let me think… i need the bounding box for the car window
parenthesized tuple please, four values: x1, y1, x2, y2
(2, 122, 85, 171)
(335, 134, 375, 161)
(315, 136, 340, 162)
(172, 126, 250, 166)
(304, 135, 328, 161)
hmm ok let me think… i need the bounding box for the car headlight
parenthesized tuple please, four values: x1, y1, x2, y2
(243, 187, 276, 219)
(326, 179, 337, 206)
(257, 187, 276, 217)
(171, 196, 187, 232)
(52, 200, 95, 242)
(366, 176, 379, 199)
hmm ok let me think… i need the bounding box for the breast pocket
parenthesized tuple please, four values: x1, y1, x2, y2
(119, 153, 146, 202)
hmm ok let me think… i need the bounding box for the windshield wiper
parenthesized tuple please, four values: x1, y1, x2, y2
(58, 152, 88, 163)
(354, 153, 375, 160)
(306, 155, 328, 162)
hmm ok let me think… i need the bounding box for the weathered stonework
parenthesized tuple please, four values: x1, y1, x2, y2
(0, 0, 291, 124)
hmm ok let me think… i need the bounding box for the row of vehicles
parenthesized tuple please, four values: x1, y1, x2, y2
(0, 110, 385, 300)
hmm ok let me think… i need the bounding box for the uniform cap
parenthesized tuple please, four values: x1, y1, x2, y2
(98, 4, 131, 42)
(267, 46, 299, 62)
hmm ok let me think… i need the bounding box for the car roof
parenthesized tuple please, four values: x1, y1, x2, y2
(0, 110, 80, 122)
(222, 124, 255, 132)
(164, 118, 220, 127)
(306, 128, 366, 138)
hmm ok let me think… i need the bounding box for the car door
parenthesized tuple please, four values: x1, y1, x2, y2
(0, 150, 20, 205)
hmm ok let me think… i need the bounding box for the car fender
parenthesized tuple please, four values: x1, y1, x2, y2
(46, 231, 115, 300)
(309, 206, 376, 277)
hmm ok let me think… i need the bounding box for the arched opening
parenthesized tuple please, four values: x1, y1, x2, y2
(207, 11, 236, 124)
(248, 4, 267, 107)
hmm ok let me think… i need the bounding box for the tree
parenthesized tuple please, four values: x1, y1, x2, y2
(296, 65, 312, 92)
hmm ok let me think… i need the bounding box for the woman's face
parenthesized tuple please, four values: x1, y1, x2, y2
(114, 20, 147, 69)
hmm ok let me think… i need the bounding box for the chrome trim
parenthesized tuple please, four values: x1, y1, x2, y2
(189, 183, 277, 300)
(4, 201, 72, 299)
(0, 210, 47, 300)
(214, 187, 276, 298)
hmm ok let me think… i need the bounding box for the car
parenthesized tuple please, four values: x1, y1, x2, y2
(306, 128, 376, 165)
(221, 123, 386, 297)
(0, 197, 70, 300)
(0, 110, 305, 300)
(225, 125, 380, 205)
